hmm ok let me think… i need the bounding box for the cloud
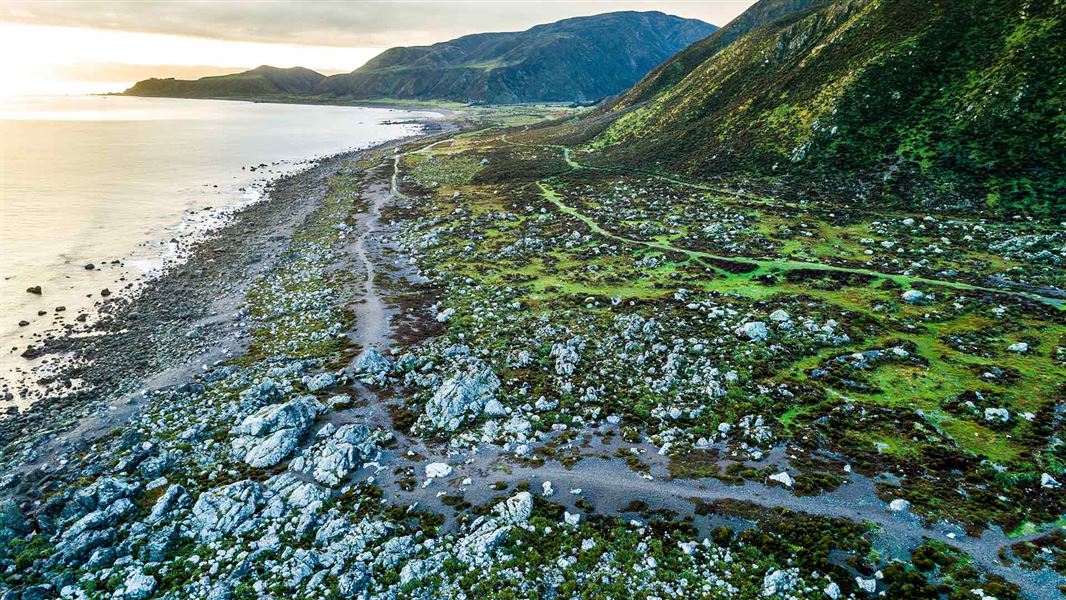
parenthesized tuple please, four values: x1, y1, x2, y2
(1, 0, 755, 48)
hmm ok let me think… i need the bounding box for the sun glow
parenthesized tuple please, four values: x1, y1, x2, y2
(0, 23, 383, 98)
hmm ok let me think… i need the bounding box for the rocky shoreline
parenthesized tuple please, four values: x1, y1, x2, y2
(0, 119, 449, 474)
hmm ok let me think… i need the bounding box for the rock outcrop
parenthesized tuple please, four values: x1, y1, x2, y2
(231, 395, 325, 467)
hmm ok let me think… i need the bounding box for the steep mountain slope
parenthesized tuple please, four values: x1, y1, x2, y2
(587, 0, 1064, 217)
(608, 0, 828, 109)
(124, 66, 325, 99)
(316, 11, 716, 104)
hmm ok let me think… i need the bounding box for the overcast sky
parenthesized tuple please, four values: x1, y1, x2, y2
(2, 1, 755, 47)
(0, 1, 757, 96)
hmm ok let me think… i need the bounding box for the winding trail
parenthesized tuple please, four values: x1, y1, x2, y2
(349, 180, 390, 353)
(538, 145, 1063, 309)
(347, 140, 451, 354)
(357, 403, 1060, 600)
(451, 452, 1061, 598)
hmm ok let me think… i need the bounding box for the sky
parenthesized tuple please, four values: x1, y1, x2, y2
(0, 1, 756, 97)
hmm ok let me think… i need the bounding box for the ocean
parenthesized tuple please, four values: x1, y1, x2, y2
(0, 94, 434, 390)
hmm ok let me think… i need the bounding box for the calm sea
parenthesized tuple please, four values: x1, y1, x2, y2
(0, 95, 434, 391)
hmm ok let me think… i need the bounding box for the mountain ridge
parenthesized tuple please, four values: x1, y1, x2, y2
(124, 11, 717, 104)
(318, 11, 716, 104)
(124, 65, 325, 98)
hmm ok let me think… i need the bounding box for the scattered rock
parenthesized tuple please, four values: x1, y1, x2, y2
(303, 372, 336, 392)
(118, 569, 157, 599)
(901, 289, 928, 304)
(761, 568, 798, 596)
(425, 462, 453, 479)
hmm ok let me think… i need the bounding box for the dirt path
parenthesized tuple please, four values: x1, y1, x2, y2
(348, 177, 391, 354)
(364, 424, 1060, 599)
(496, 133, 1061, 308)
(345, 142, 447, 356)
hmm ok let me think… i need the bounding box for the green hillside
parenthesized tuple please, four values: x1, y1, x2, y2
(587, 0, 1064, 218)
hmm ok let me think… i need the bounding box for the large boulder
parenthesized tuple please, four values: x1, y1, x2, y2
(351, 348, 392, 383)
(52, 495, 135, 566)
(734, 321, 769, 342)
(289, 424, 389, 487)
(496, 491, 533, 524)
(62, 477, 140, 523)
(231, 395, 325, 467)
(147, 484, 190, 524)
(144, 523, 180, 562)
(118, 569, 157, 600)
(304, 373, 336, 392)
(267, 474, 331, 509)
(0, 499, 31, 544)
(769, 309, 792, 323)
(456, 492, 532, 565)
(191, 480, 265, 542)
(424, 363, 500, 431)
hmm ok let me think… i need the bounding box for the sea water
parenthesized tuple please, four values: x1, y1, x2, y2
(0, 94, 435, 391)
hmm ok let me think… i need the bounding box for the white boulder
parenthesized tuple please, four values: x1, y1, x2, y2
(735, 321, 769, 342)
(769, 309, 792, 322)
(901, 289, 928, 304)
(425, 462, 453, 479)
(769, 472, 794, 488)
(984, 407, 1010, 423)
(1006, 342, 1029, 353)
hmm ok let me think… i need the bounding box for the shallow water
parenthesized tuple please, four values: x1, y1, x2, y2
(0, 95, 434, 388)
